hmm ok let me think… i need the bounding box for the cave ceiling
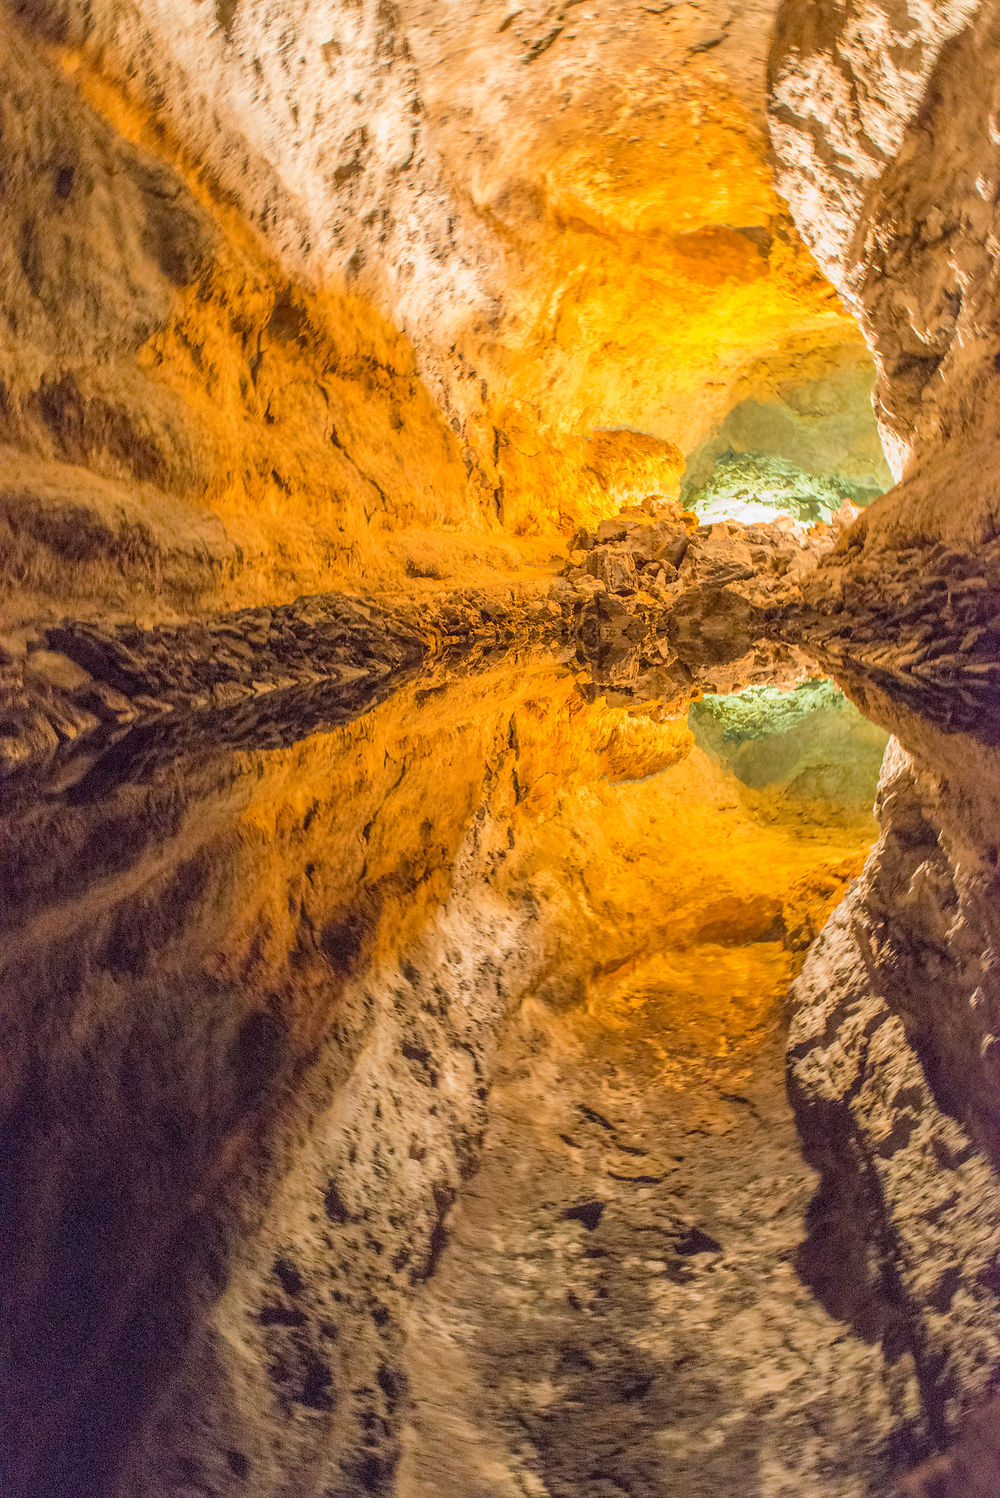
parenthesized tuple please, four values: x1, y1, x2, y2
(0, 0, 885, 619)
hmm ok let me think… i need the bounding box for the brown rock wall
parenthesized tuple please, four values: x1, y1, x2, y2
(769, 1, 1000, 1485)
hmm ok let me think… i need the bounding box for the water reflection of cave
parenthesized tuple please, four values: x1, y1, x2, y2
(397, 670, 896, 1498)
(521, 674, 889, 1093)
(0, 656, 892, 1497)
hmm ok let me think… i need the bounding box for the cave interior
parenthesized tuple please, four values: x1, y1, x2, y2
(3, 1, 1000, 1496)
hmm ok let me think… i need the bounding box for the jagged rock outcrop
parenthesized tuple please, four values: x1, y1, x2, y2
(557, 503, 853, 707)
(0, 507, 858, 784)
(0, 583, 568, 784)
(0, 666, 550, 1498)
(770, 0, 1000, 520)
(786, 727, 1000, 1494)
(784, 528, 1000, 744)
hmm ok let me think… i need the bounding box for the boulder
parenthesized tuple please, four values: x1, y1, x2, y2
(584, 545, 638, 595)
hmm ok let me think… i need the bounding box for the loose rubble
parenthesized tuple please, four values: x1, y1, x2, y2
(555, 502, 845, 708)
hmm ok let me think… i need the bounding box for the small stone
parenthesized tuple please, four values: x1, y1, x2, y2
(595, 517, 628, 544)
(585, 546, 638, 594)
(23, 649, 92, 691)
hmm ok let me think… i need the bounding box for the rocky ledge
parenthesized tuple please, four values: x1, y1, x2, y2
(789, 531, 1000, 745)
(0, 585, 568, 785)
(553, 503, 848, 708)
(0, 508, 839, 784)
(10, 499, 995, 795)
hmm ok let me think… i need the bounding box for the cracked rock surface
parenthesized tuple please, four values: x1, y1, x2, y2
(400, 990, 912, 1498)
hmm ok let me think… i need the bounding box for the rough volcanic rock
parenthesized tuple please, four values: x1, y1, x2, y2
(8, 0, 1000, 1493)
(786, 733, 1000, 1491)
(767, 2, 1000, 1482)
(682, 358, 892, 510)
(0, 580, 573, 785)
(770, 0, 1000, 516)
(0, 662, 884, 1498)
(584, 545, 639, 596)
(754, 8, 1000, 1487)
(557, 505, 850, 708)
(0, 0, 881, 625)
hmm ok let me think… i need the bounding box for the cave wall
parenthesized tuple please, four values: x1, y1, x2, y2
(1, 662, 558, 1498)
(0, 5, 490, 625)
(0, 0, 883, 628)
(770, 0, 1000, 527)
(769, 1, 1000, 1487)
(9, 0, 1000, 1488)
(680, 353, 891, 507)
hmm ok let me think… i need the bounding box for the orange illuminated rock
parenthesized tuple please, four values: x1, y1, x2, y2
(0, 0, 874, 624)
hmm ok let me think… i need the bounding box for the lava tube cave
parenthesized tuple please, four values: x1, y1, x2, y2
(3, 2, 1000, 1496)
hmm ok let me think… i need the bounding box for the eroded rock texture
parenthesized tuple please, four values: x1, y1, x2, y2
(0, 666, 886, 1497)
(0, 0, 882, 622)
(5, 0, 1000, 1489)
(769, 0, 1000, 1488)
(785, 725, 1000, 1496)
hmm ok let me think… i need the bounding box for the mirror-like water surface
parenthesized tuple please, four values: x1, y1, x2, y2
(0, 654, 895, 1498)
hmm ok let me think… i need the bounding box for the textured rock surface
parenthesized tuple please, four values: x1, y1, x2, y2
(685, 449, 882, 526)
(0, 0, 881, 624)
(0, 4, 508, 619)
(690, 677, 889, 814)
(768, 0, 1000, 1487)
(0, 663, 884, 1497)
(557, 503, 855, 709)
(0, 583, 569, 782)
(0, 507, 858, 783)
(400, 998, 909, 1498)
(681, 357, 891, 507)
(0, 662, 560, 1497)
(770, 0, 1000, 504)
(774, 525, 1000, 745)
(786, 729, 1000, 1494)
(6, 0, 1000, 1490)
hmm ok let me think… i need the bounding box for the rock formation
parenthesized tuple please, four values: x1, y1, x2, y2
(769, 1, 1000, 1491)
(0, 0, 879, 626)
(2, 0, 1000, 1495)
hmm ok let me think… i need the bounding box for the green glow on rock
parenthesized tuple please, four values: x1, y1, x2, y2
(689, 679, 890, 808)
(690, 679, 846, 742)
(682, 450, 883, 525)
